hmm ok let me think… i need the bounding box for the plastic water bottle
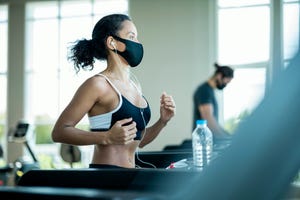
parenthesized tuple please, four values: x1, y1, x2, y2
(192, 119, 213, 170)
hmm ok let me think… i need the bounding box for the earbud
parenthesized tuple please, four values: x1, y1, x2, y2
(111, 41, 116, 49)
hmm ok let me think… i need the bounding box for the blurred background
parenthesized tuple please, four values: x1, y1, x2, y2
(0, 0, 299, 169)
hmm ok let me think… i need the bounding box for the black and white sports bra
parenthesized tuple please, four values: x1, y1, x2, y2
(89, 74, 151, 140)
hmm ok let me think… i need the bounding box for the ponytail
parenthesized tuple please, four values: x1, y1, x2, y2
(214, 62, 220, 69)
(68, 39, 95, 73)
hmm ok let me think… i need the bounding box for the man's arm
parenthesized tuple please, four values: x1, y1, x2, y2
(198, 103, 230, 138)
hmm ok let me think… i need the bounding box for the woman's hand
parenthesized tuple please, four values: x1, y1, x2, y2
(159, 92, 176, 124)
(106, 118, 137, 145)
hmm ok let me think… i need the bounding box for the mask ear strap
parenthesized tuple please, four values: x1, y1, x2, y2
(111, 35, 123, 42)
(112, 34, 133, 44)
(111, 35, 124, 55)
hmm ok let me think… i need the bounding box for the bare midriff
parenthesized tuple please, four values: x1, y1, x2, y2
(91, 141, 139, 168)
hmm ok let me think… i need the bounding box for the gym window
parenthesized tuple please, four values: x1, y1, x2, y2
(218, 0, 299, 133)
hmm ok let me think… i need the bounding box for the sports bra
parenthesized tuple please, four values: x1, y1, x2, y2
(88, 74, 151, 140)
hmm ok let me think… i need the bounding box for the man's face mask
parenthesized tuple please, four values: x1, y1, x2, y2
(216, 78, 227, 90)
(112, 35, 144, 67)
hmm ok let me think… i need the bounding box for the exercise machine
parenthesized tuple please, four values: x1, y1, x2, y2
(0, 121, 40, 185)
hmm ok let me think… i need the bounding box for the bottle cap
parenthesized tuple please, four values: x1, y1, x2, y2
(196, 119, 207, 125)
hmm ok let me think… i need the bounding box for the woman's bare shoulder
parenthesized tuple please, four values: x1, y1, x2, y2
(73, 74, 111, 101)
(82, 74, 110, 91)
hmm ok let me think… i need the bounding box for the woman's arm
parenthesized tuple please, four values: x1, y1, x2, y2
(139, 92, 176, 148)
(52, 76, 137, 146)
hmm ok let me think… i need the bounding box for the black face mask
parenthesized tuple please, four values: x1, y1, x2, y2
(216, 78, 227, 90)
(112, 35, 144, 67)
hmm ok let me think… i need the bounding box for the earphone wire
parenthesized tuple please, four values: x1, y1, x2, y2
(129, 71, 142, 94)
(130, 72, 156, 169)
(135, 109, 156, 169)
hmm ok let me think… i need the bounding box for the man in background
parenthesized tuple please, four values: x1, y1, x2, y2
(193, 63, 234, 139)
